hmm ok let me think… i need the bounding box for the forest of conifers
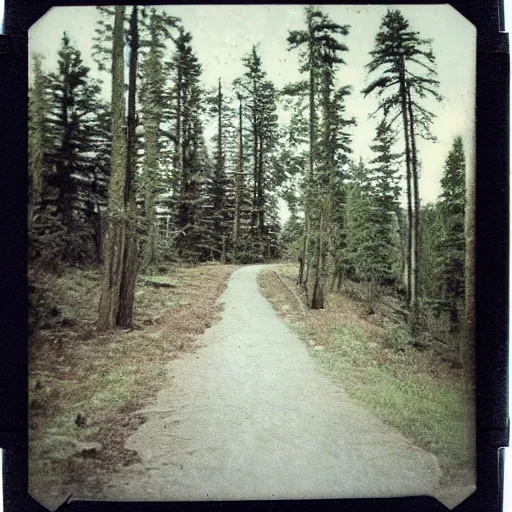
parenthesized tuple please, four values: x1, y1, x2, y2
(28, 6, 471, 371)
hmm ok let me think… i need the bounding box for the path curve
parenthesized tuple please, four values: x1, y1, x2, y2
(91, 264, 442, 501)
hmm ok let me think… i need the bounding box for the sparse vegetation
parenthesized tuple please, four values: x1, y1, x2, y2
(28, 4, 475, 505)
(258, 264, 474, 484)
(29, 263, 235, 503)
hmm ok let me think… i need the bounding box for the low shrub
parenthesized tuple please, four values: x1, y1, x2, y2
(384, 323, 410, 352)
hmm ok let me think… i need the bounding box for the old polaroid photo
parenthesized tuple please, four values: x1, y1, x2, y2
(24, 3, 492, 511)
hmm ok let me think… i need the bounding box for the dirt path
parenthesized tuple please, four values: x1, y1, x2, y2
(87, 264, 442, 502)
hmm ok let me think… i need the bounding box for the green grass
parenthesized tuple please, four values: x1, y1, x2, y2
(29, 263, 237, 500)
(258, 266, 474, 483)
(141, 275, 177, 287)
(315, 346, 470, 477)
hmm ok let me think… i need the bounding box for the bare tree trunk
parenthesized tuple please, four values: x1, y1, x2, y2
(257, 135, 265, 239)
(98, 5, 127, 331)
(94, 206, 103, 265)
(117, 223, 137, 328)
(304, 259, 310, 285)
(297, 256, 305, 285)
(406, 83, 421, 336)
(298, 212, 309, 286)
(57, 180, 75, 234)
(310, 199, 326, 309)
(117, 5, 139, 329)
(299, 34, 316, 287)
(220, 235, 227, 264)
(233, 96, 244, 252)
(398, 55, 413, 309)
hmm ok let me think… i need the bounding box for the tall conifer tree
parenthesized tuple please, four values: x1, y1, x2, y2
(437, 136, 466, 328)
(98, 5, 128, 330)
(287, 6, 351, 308)
(28, 54, 49, 232)
(362, 8, 442, 331)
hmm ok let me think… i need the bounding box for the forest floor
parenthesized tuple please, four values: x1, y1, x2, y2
(56, 264, 464, 509)
(258, 263, 476, 507)
(28, 262, 236, 510)
(29, 262, 475, 510)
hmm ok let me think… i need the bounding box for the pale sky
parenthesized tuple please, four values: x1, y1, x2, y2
(29, 4, 476, 210)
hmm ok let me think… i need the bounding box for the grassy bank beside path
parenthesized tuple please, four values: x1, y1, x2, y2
(257, 264, 474, 487)
(29, 263, 236, 505)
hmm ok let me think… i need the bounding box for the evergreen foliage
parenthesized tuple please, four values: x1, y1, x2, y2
(29, 34, 108, 266)
(436, 136, 466, 325)
(172, 28, 209, 262)
(362, 8, 442, 332)
(233, 46, 280, 261)
(28, 6, 467, 352)
(201, 79, 235, 262)
(138, 8, 180, 269)
(286, 5, 352, 308)
(28, 53, 48, 231)
(366, 121, 403, 285)
(420, 202, 443, 300)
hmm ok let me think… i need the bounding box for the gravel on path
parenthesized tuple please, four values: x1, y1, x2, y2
(87, 264, 443, 502)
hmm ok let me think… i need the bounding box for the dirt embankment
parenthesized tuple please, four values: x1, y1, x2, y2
(29, 263, 236, 510)
(78, 265, 443, 505)
(258, 264, 476, 508)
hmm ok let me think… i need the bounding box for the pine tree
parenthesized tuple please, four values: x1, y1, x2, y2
(233, 46, 279, 260)
(138, 9, 167, 269)
(117, 5, 140, 328)
(28, 54, 48, 232)
(366, 120, 403, 285)
(42, 33, 105, 263)
(320, 84, 355, 296)
(280, 183, 303, 260)
(45, 33, 99, 232)
(287, 6, 351, 308)
(343, 158, 368, 279)
(28, 53, 68, 271)
(229, 92, 255, 262)
(362, 9, 442, 331)
(232, 92, 245, 254)
(342, 157, 396, 309)
(328, 168, 349, 290)
(136, 8, 181, 269)
(420, 202, 443, 300)
(437, 136, 466, 328)
(95, 5, 142, 329)
(275, 94, 309, 275)
(98, 5, 128, 330)
(171, 28, 207, 261)
(256, 78, 279, 253)
(92, 6, 115, 73)
(201, 79, 234, 262)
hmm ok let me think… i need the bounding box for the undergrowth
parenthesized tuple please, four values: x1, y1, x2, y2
(258, 264, 475, 486)
(29, 262, 236, 508)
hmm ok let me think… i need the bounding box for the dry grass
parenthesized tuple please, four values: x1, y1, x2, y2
(258, 264, 475, 486)
(28, 263, 236, 501)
